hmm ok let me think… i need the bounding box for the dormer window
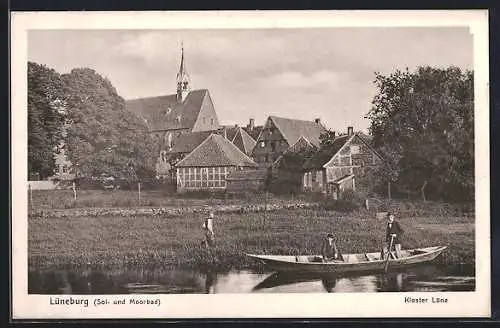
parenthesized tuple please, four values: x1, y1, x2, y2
(176, 115, 181, 123)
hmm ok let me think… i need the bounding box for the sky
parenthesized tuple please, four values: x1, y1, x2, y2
(28, 27, 473, 133)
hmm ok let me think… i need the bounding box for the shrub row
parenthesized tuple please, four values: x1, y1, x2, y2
(29, 202, 319, 219)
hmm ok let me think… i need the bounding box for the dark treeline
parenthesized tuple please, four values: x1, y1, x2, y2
(274, 66, 474, 203)
(28, 62, 159, 181)
(366, 66, 474, 202)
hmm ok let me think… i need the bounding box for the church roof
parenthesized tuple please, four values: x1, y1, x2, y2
(125, 89, 210, 132)
(176, 134, 258, 168)
(268, 116, 327, 147)
(169, 130, 217, 154)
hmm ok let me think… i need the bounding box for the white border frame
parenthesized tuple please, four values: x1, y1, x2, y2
(11, 10, 490, 319)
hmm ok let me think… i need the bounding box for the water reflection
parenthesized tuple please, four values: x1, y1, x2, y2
(204, 269, 218, 294)
(28, 264, 475, 295)
(321, 278, 336, 293)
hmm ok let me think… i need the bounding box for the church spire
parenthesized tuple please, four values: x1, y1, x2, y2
(176, 42, 191, 102)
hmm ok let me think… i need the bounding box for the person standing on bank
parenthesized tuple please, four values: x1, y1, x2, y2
(322, 233, 343, 262)
(202, 211, 215, 248)
(384, 212, 404, 259)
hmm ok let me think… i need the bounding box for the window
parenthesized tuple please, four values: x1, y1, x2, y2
(211, 118, 214, 125)
(166, 107, 172, 114)
(203, 118, 206, 124)
(61, 165, 68, 173)
(350, 145, 360, 155)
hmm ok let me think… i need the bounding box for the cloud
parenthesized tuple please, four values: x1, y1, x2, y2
(112, 30, 288, 72)
(258, 70, 343, 90)
(28, 28, 473, 133)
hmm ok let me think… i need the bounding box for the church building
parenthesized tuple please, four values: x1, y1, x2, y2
(125, 45, 221, 151)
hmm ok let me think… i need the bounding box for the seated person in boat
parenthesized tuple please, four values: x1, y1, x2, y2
(383, 212, 404, 259)
(322, 233, 343, 262)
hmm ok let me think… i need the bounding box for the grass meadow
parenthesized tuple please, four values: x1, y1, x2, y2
(29, 189, 299, 209)
(28, 205, 475, 271)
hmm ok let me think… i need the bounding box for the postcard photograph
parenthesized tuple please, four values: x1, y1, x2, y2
(11, 10, 490, 319)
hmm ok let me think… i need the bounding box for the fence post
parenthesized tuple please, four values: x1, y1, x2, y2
(138, 182, 141, 205)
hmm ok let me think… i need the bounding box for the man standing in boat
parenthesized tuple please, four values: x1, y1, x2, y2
(322, 233, 343, 262)
(383, 212, 404, 259)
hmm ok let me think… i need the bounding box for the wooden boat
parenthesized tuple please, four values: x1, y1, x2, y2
(247, 246, 447, 274)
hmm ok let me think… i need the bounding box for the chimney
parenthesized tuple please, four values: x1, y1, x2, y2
(315, 118, 321, 124)
(347, 126, 354, 136)
(248, 118, 255, 131)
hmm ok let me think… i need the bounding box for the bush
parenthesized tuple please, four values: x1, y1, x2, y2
(318, 189, 368, 212)
(268, 171, 302, 195)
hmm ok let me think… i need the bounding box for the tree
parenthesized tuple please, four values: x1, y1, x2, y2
(61, 68, 159, 181)
(366, 66, 474, 201)
(27, 62, 66, 179)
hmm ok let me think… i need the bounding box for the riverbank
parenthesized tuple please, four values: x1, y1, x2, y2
(29, 207, 475, 271)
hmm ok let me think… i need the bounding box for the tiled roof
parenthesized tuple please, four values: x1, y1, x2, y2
(303, 134, 351, 170)
(169, 130, 217, 154)
(269, 116, 327, 147)
(176, 134, 258, 168)
(226, 168, 268, 181)
(221, 126, 239, 141)
(125, 89, 210, 132)
(231, 127, 256, 156)
(244, 126, 263, 140)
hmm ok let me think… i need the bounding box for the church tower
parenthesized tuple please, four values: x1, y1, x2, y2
(176, 43, 191, 102)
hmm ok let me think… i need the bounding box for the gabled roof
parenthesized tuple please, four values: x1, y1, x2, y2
(268, 116, 327, 147)
(221, 125, 239, 141)
(303, 134, 351, 170)
(288, 136, 316, 152)
(244, 126, 263, 141)
(176, 134, 258, 168)
(169, 130, 217, 154)
(125, 89, 211, 132)
(231, 127, 256, 156)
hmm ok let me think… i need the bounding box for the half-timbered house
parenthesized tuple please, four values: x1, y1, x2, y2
(303, 127, 383, 199)
(175, 134, 258, 192)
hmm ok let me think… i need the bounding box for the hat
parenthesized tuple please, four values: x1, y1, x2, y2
(327, 233, 334, 238)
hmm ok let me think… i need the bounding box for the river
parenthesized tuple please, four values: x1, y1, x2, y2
(28, 264, 474, 294)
